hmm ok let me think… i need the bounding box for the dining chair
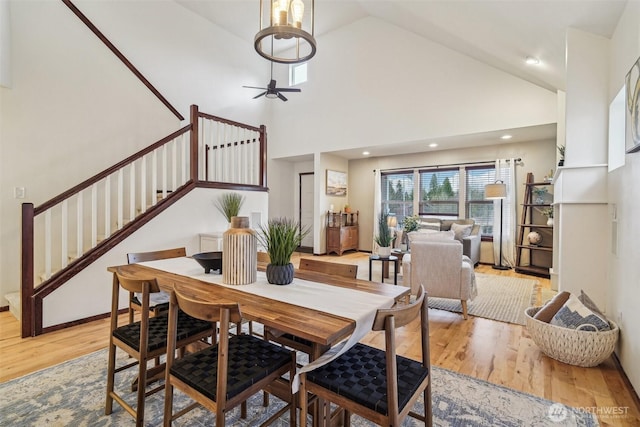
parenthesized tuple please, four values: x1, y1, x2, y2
(163, 285, 298, 427)
(105, 268, 214, 427)
(298, 257, 358, 278)
(299, 286, 432, 427)
(126, 247, 186, 324)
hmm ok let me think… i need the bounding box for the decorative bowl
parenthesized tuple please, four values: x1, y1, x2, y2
(192, 252, 223, 274)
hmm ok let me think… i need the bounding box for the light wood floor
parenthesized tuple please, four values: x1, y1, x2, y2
(1, 253, 638, 426)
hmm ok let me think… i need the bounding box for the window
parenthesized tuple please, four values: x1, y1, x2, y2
(466, 166, 497, 236)
(381, 171, 413, 226)
(418, 168, 459, 216)
(380, 163, 498, 237)
(289, 63, 307, 86)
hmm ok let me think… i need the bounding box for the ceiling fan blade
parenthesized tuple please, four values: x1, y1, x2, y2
(253, 91, 267, 99)
(276, 88, 302, 92)
(277, 92, 288, 102)
(243, 85, 267, 90)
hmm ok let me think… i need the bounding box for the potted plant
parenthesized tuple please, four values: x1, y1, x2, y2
(557, 145, 565, 167)
(215, 192, 245, 224)
(257, 218, 310, 285)
(541, 207, 554, 226)
(374, 211, 393, 258)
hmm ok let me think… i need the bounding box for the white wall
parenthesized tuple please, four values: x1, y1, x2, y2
(267, 16, 557, 160)
(43, 187, 268, 327)
(606, 0, 640, 397)
(0, 0, 179, 305)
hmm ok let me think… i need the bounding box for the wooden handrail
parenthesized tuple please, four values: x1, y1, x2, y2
(197, 111, 264, 133)
(34, 125, 191, 215)
(61, 0, 184, 121)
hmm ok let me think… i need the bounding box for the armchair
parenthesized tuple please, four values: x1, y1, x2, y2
(402, 240, 477, 319)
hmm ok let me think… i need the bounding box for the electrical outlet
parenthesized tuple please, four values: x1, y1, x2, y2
(14, 187, 25, 199)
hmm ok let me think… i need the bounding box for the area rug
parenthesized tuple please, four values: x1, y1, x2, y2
(427, 273, 538, 325)
(0, 348, 597, 426)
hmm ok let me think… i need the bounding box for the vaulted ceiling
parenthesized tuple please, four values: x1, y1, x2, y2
(174, 0, 627, 158)
(176, 0, 626, 93)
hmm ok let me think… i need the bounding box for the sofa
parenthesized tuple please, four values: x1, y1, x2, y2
(407, 218, 481, 265)
(402, 239, 477, 319)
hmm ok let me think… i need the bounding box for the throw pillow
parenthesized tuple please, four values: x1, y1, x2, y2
(550, 294, 611, 331)
(451, 223, 473, 242)
(408, 230, 454, 242)
(533, 291, 570, 323)
(578, 290, 607, 320)
(419, 220, 441, 231)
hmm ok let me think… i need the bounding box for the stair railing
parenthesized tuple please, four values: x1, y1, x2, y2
(21, 105, 266, 337)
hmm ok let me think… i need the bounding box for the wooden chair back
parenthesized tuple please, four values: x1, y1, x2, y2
(171, 285, 242, 325)
(257, 251, 271, 264)
(115, 269, 161, 294)
(298, 285, 431, 426)
(126, 247, 186, 264)
(165, 285, 297, 426)
(298, 257, 358, 278)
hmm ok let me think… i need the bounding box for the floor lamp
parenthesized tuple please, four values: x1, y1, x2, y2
(485, 180, 511, 270)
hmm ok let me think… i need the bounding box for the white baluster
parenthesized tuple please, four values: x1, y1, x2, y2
(104, 176, 111, 237)
(61, 200, 68, 268)
(152, 150, 158, 206)
(91, 183, 97, 247)
(161, 144, 167, 198)
(129, 161, 136, 221)
(172, 138, 177, 190)
(140, 155, 147, 212)
(117, 169, 123, 230)
(77, 191, 83, 258)
(45, 209, 51, 280)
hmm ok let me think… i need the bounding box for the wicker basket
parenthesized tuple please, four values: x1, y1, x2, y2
(525, 306, 619, 367)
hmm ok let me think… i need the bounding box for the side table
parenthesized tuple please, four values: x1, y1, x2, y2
(368, 255, 399, 285)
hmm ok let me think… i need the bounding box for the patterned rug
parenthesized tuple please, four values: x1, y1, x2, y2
(0, 348, 597, 426)
(427, 273, 538, 325)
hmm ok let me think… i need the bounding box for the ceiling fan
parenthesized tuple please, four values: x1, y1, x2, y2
(243, 62, 301, 102)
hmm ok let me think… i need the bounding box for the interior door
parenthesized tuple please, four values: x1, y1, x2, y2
(299, 173, 314, 251)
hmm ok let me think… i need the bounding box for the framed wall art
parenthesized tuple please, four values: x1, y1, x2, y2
(326, 169, 347, 196)
(625, 56, 640, 153)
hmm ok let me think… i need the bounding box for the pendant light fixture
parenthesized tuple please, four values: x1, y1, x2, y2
(255, 0, 316, 64)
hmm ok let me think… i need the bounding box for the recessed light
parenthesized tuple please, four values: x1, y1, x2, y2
(362, 151, 370, 156)
(428, 143, 438, 148)
(500, 134, 512, 140)
(525, 56, 540, 66)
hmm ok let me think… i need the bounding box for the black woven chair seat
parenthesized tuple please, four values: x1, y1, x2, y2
(305, 342, 428, 416)
(170, 334, 292, 401)
(113, 310, 211, 352)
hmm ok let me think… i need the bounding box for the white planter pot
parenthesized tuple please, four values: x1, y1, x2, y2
(377, 246, 392, 258)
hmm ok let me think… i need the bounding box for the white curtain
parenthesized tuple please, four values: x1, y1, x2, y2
(493, 159, 517, 267)
(373, 169, 381, 253)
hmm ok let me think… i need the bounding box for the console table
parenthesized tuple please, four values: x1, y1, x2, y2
(326, 211, 359, 256)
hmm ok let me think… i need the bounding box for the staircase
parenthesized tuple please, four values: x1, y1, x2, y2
(14, 106, 267, 337)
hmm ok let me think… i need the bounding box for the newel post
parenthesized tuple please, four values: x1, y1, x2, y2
(259, 124, 267, 188)
(21, 203, 34, 337)
(190, 104, 199, 183)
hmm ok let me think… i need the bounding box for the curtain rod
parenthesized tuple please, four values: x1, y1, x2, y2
(375, 158, 522, 174)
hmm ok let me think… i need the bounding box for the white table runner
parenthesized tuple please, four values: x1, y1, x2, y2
(139, 257, 405, 390)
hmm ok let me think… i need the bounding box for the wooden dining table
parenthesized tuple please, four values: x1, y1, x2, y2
(108, 259, 410, 361)
(108, 257, 410, 426)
